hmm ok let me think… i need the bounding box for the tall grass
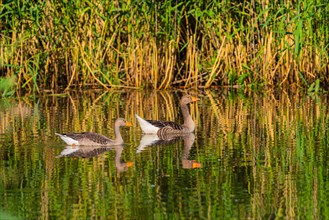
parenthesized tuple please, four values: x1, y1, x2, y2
(0, 0, 328, 93)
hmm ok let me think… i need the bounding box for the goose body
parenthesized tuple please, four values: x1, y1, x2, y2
(56, 118, 132, 146)
(135, 95, 199, 135)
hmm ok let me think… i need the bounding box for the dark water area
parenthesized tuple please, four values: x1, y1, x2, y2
(0, 90, 329, 219)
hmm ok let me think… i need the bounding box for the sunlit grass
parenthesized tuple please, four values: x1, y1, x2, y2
(1, 0, 328, 93)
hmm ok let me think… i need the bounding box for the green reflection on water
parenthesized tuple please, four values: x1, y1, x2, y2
(0, 90, 329, 219)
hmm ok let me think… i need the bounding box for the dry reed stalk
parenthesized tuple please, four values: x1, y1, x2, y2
(135, 40, 143, 87)
(204, 36, 226, 88)
(151, 39, 159, 89)
(263, 32, 274, 78)
(159, 40, 175, 89)
(234, 35, 246, 75)
(184, 35, 199, 88)
(65, 47, 79, 91)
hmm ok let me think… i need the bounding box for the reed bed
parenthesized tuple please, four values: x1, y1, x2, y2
(1, 0, 328, 94)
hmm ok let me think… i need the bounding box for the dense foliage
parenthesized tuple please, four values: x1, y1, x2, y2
(1, 0, 329, 94)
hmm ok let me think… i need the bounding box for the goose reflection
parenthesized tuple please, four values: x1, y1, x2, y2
(137, 133, 201, 169)
(57, 145, 133, 172)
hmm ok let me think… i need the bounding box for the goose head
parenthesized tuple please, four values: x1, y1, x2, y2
(180, 95, 199, 105)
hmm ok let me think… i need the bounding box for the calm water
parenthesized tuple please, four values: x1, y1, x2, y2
(0, 90, 329, 219)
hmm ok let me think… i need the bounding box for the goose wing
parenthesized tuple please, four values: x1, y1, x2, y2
(147, 120, 184, 130)
(135, 114, 185, 134)
(61, 132, 113, 145)
(80, 132, 113, 145)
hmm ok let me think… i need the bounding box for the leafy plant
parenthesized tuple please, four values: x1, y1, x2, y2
(0, 75, 17, 97)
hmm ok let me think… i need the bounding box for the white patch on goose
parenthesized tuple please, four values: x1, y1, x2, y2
(135, 114, 160, 134)
(55, 133, 80, 146)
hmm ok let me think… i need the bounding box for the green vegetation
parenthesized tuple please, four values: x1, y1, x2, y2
(0, 74, 16, 97)
(1, 0, 328, 93)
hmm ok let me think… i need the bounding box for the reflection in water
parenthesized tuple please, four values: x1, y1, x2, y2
(137, 133, 201, 169)
(181, 133, 202, 169)
(1, 90, 329, 219)
(0, 99, 32, 135)
(57, 145, 133, 172)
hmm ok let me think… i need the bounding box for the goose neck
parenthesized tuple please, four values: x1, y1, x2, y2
(181, 103, 194, 132)
(114, 124, 124, 144)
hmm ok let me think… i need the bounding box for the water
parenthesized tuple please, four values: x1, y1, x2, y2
(0, 90, 329, 219)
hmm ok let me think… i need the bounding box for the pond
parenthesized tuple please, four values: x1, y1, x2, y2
(0, 90, 329, 219)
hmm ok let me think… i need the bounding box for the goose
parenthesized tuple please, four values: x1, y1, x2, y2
(136, 133, 201, 169)
(56, 145, 133, 172)
(135, 95, 199, 135)
(181, 133, 201, 169)
(55, 118, 132, 146)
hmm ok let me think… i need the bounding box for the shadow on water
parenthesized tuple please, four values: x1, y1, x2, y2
(0, 89, 329, 219)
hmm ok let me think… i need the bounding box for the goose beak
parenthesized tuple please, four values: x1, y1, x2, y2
(192, 161, 202, 169)
(126, 161, 134, 167)
(125, 121, 133, 127)
(182, 160, 202, 169)
(191, 96, 200, 102)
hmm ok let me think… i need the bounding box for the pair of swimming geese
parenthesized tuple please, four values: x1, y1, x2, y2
(56, 95, 199, 146)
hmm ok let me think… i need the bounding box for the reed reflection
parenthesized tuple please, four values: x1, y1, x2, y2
(57, 145, 133, 172)
(2, 90, 329, 219)
(0, 99, 32, 137)
(137, 133, 201, 169)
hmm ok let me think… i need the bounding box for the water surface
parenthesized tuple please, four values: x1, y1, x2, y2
(0, 90, 329, 219)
